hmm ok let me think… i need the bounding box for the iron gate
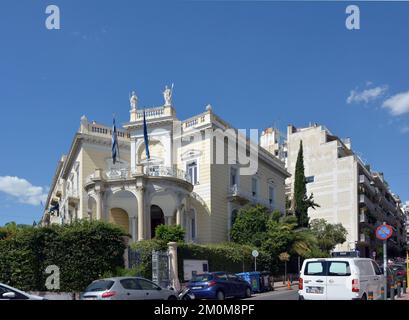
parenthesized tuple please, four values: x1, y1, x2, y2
(152, 250, 170, 288)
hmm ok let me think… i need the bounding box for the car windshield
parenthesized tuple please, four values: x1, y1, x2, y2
(191, 274, 213, 282)
(85, 280, 114, 292)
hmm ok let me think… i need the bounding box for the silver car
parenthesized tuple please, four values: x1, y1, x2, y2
(0, 283, 45, 300)
(81, 277, 178, 300)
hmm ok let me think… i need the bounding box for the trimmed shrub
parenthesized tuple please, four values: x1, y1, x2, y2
(0, 220, 127, 292)
(155, 224, 185, 243)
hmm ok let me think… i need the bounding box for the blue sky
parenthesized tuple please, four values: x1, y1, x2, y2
(0, 1, 408, 225)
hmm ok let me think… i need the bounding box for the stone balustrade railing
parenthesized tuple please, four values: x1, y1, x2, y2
(85, 165, 191, 184)
(136, 107, 165, 119)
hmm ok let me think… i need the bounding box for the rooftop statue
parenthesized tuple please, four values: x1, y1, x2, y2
(130, 91, 138, 110)
(163, 84, 173, 106)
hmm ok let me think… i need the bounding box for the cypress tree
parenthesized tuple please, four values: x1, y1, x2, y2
(294, 140, 309, 227)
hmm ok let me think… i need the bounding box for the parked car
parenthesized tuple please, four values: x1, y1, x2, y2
(81, 277, 178, 300)
(298, 258, 384, 300)
(186, 272, 252, 300)
(0, 283, 45, 300)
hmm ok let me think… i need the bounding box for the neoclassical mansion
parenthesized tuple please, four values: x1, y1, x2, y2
(42, 88, 290, 244)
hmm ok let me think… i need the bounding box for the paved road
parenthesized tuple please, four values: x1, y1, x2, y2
(246, 286, 299, 300)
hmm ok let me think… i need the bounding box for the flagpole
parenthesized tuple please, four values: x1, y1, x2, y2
(143, 108, 151, 175)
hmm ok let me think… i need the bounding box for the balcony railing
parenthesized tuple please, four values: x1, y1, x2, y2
(86, 165, 191, 184)
(359, 175, 376, 194)
(359, 233, 370, 243)
(228, 184, 273, 209)
(359, 194, 375, 213)
(143, 165, 190, 182)
(135, 107, 165, 120)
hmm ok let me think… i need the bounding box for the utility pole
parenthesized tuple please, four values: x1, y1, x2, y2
(383, 235, 387, 300)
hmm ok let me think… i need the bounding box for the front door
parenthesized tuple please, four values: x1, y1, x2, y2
(150, 205, 165, 238)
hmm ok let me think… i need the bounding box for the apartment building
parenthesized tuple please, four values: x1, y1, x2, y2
(261, 124, 406, 257)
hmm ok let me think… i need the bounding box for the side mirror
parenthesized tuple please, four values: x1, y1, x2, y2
(156, 287, 162, 291)
(2, 292, 16, 299)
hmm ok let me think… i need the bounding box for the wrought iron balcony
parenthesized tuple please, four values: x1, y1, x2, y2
(228, 184, 273, 209)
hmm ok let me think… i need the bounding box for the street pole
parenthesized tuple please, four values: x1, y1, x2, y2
(407, 251, 409, 291)
(254, 256, 257, 272)
(383, 239, 387, 300)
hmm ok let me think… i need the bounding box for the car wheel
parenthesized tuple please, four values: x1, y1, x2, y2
(245, 287, 252, 298)
(216, 290, 225, 300)
(168, 295, 177, 301)
(361, 293, 367, 300)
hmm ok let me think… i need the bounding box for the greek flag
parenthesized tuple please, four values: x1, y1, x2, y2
(112, 117, 120, 164)
(143, 109, 150, 160)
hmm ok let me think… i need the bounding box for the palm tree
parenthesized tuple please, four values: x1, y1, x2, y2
(279, 215, 317, 257)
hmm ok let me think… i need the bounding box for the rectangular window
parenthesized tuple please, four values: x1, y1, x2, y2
(187, 161, 198, 185)
(191, 217, 196, 240)
(252, 177, 258, 198)
(230, 167, 238, 187)
(269, 186, 275, 206)
(305, 176, 315, 184)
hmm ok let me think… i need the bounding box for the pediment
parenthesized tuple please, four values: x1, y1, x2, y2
(181, 149, 202, 161)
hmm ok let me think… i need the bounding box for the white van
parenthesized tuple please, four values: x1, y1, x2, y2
(298, 258, 384, 300)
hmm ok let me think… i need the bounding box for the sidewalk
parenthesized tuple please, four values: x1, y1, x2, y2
(395, 291, 409, 300)
(273, 280, 299, 289)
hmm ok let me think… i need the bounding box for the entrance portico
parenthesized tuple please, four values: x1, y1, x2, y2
(84, 164, 193, 242)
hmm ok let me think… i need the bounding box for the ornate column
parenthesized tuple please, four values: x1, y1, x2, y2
(176, 207, 181, 226)
(131, 216, 137, 242)
(165, 216, 173, 225)
(137, 187, 145, 241)
(168, 242, 181, 291)
(95, 191, 103, 221)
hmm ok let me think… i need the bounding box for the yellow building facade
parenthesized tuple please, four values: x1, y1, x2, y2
(43, 89, 289, 244)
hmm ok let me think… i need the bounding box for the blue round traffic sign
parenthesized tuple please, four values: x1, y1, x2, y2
(376, 224, 393, 240)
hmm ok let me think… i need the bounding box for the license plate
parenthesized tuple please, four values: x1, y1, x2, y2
(84, 297, 97, 300)
(192, 286, 202, 290)
(306, 286, 324, 294)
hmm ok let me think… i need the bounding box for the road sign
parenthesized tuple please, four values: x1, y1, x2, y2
(376, 224, 393, 240)
(252, 250, 259, 258)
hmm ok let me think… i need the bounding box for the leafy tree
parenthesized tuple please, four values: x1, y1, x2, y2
(293, 141, 319, 227)
(310, 218, 347, 253)
(155, 224, 185, 243)
(230, 205, 270, 247)
(0, 221, 32, 240)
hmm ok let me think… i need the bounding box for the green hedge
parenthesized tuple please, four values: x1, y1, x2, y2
(129, 240, 273, 282)
(0, 221, 127, 292)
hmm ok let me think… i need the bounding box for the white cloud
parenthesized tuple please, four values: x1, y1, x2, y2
(347, 85, 388, 104)
(0, 176, 48, 206)
(400, 126, 409, 134)
(382, 90, 409, 116)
